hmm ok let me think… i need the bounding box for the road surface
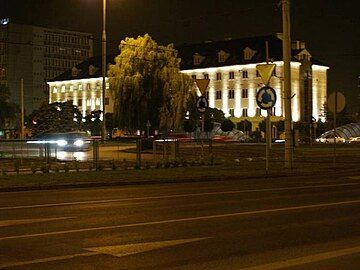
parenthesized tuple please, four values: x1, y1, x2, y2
(0, 174, 359, 269)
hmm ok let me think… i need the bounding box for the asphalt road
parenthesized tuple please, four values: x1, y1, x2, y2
(0, 174, 360, 269)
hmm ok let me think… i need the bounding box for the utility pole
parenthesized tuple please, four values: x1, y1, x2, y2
(282, 0, 293, 168)
(101, 0, 107, 141)
(20, 78, 25, 139)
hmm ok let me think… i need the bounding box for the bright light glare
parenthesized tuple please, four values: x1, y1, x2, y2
(74, 139, 84, 147)
(57, 140, 68, 146)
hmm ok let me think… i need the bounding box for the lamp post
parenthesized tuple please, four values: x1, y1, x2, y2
(101, 0, 107, 140)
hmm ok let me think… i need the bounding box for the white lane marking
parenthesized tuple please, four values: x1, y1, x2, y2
(85, 237, 209, 257)
(0, 217, 73, 227)
(1, 199, 359, 241)
(1, 182, 359, 211)
(0, 237, 208, 268)
(239, 246, 360, 270)
(0, 252, 94, 269)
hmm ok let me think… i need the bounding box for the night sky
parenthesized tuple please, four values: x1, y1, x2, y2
(1, 0, 359, 113)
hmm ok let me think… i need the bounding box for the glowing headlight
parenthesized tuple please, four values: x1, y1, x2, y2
(74, 139, 84, 147)
(57, 140, 68, 147)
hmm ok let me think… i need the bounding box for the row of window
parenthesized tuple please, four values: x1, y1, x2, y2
(44, 33, 91, 45)
(45, 46, 89, 57)
(45, 58, 79, 69)
(52, 83, 110, 93)
(192, 69, 276, 81)
(206, 89, 249, 100)
(228, 107, 276, 117)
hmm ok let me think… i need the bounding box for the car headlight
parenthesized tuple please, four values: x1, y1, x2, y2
(74, 139, 84, 147)
(57, 140, 68, 147)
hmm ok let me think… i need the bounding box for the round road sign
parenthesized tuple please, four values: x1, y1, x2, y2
(327, 91, 346, 113)
(196, 96, 209, 113)
(256, 86, 277, 110)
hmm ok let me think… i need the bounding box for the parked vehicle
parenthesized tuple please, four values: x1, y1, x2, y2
(349, 137, 360, 144)
(316, 135, 345, 144)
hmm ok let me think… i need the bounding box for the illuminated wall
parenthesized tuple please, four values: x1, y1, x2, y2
(312, 65, 329, 122)
(181, 61, 323, 122)
(48, 78, 113, 120)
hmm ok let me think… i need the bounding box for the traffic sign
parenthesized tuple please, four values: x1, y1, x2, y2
(256, 64, 276, 85)
(195, 79, 210, 96)
(256, 86, 277, 110)
(327, 91, 346, 113)
(196, 96, 209, 113)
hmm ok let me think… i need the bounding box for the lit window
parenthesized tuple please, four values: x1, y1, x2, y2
(95, 98, 101, 106)
(228, 90, 235, 99)
(204, 74, 209, 80)
(86, 99, 91, 106)
(205, 91, 209, 99)
(61, 86, 66, 93)
(229, 109, 235, 117)
(242, 108, 248, 117)
(53, 87, 58, 93)
(69, 85, 73, 92)
(78, 84, 83, 90)
(242, 89, 248, 98)
(216, 90, 222, 100)
(106, 82, 110, 89)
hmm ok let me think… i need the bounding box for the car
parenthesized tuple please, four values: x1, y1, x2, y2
(30, 132, 92, 151)
(316, 135, 345, 144)
(349, 137, 360, 144)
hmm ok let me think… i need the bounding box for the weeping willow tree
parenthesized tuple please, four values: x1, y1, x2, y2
(108, 34, 192, 132)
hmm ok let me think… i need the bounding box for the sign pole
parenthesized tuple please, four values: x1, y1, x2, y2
(333, 91, 337, 168)
(266, 109, 271, 174)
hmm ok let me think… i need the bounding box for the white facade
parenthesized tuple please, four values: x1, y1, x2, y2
(182, 61, 328, 123)
(48, 77, 113, 120)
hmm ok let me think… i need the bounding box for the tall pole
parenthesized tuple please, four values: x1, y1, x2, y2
(265, 41, 271, 173)
(282, 0, 293, 168)
(101, 0, 107, 141)
(20, 78, 25, 139)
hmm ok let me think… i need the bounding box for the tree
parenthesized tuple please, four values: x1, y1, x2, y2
(220, 119, 235, 132)
(108, 34, 192, 133)
(236, 120, 252, 133)
(28, 101, 82, 137)
(84, 110, 102, 136)
(0, 84, 19, 131)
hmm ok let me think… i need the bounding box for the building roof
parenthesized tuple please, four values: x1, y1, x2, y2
(177, 34, 327, 70)
(48, 34, 328, 82)
(48, 54, 117, 82)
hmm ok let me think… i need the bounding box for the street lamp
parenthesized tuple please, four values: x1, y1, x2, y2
(101, 0, 107, 140)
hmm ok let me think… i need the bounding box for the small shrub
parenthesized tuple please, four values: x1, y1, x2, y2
(144, 162, 150, 169)
(64, 163, 70, 173)
(14, 159, 20, 175)
(41, 164, 50, 173)
(155, 161, 162, 169)
(53, 165, 60, 173)
(122, 159, 128, 170)
(111, 159, 117, 170)
(31, 163, 37, 174)
(74, 161, 80, 172)
(97, 163, 104, 171)
(134, 163, 140, 170)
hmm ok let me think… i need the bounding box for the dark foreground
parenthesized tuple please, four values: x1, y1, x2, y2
(0, 173, 359, 269)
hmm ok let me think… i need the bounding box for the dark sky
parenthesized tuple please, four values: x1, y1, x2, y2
(1, 0, 359, 112)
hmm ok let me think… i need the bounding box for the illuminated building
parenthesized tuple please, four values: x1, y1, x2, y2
(178, 34, 329, 126)
(0, 19, 93, 113)
(48, 34, 328, 127)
